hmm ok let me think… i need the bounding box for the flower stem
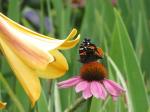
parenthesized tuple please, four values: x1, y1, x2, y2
(64, 97, 86, 112)
(87, 97, 92, 112)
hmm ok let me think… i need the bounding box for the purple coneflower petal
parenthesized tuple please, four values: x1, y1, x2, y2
(82, 84, 92, 99)
(75, 81, 88, 93)
(103, 79, 124, 96)
(58, 76, 80, 86)
(112, 96, 118, 101)
(57, 76, 81, 88)
(90, 81, 107, 100)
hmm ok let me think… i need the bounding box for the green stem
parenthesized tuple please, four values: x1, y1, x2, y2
(0, 72, 25, 112)
(87, 97, 92, 112)
(40, 0, 44, 34)
(64, 97, 86, 112)
(46, 0, 54, 34)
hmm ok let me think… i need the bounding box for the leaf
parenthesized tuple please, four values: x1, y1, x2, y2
(37, 89, 49, 112)
(0, 72, 25, 112)
(89, 98, 101, 112)
(7, 0, 22, 22)
(15, 81, 30, 112)
(110, 9, 149, 112)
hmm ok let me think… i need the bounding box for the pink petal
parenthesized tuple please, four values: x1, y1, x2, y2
(75, 81, 88, 93)
(57, 76, 80, 85)
(112, 96, 118, 101)
(103, 79, 124, 96)
(82, 83, 92, 99)
(57, 76, 81, 88)
(90, 81, 107, 100)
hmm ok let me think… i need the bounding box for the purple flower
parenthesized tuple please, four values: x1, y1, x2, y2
(23, 9, 40, 27)
(112, 0, 117, 6)
(23, 9, 52, 32)
(58, 62, 125, 100)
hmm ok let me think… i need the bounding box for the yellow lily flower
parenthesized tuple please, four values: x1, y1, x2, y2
(0, 13, 80, 106)
(0, 101, 6, 109)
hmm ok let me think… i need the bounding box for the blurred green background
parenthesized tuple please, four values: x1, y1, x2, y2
(0, 0, 150, 112)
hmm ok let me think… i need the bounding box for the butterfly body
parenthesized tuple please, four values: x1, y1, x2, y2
(79, 38, 103, 63)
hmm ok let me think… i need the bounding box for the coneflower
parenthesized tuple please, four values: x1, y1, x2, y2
(58, 38, 125, 100)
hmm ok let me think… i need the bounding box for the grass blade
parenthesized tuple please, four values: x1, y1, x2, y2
(110, 9, 149, 112)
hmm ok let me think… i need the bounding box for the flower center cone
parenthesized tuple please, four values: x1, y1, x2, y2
(80, 61, 108, 81)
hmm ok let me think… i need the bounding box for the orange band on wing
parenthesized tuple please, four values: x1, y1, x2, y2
(97, 48, 103, 57)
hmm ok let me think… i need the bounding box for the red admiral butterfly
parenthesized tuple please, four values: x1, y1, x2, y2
(79, 38, 103, 63)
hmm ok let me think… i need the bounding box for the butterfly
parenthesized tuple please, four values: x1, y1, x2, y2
(79, 38, 104, 63)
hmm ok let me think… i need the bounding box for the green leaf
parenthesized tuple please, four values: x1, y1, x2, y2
(110, 9, 149, 112)
(89, 97, 101, 112)
(0, 72, 25, 112)
(7, 0, 22, 22)
(148, 106, 150, 112)
(15, 81, 30, 112)
(37, 89, 48, 112)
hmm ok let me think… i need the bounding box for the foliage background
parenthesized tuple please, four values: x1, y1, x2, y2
(0, 0, 150, 112)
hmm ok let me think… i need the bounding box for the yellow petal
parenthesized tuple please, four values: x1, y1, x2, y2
(0, 13, 80, 70)
(0, 13, 80, 50)
(0, 12, 53, 40)
(0, 38, 41, 106)
(0, 13, 79, 42)
(37, 50, 68, 78)
(0, 13, 80, 105)
(0, 15, 54, 70)
(58, 34, 80, 49)
(0, 101, 6, 109)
